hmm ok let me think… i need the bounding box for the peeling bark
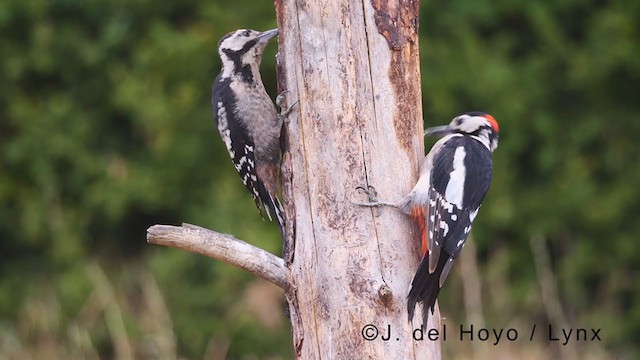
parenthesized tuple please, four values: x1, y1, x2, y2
(371, 0, 420, 50)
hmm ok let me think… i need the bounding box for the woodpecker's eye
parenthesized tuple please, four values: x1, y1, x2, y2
(456, 118, 464, 125)
(242, 30, 250, 37)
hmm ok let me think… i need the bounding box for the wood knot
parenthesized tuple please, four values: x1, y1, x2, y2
(378, 284, 393, 306)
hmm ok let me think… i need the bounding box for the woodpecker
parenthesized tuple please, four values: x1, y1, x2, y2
(354, 112, 499, 328)
(211, 28, 284, 233)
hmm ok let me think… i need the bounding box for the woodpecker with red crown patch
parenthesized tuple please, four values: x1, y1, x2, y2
(353, 112, 499, 328)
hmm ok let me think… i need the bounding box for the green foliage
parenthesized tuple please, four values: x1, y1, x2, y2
(0, 0, 638, 357)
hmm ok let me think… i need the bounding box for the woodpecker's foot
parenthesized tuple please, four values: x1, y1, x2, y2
(276, 90, 288, 109)
(276, 90, 298, 119)
(353, 185, 379, 206)
(351, 186, 397, 208)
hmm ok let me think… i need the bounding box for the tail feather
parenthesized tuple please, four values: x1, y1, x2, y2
(407, 251, 449, 329)
(270, 195, 285, 240)
(255, 179, 285, 239)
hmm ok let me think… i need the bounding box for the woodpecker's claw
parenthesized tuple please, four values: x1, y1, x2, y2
(276, 90, 288, 108)
(276, 90, 298, 119)
(351, 186, 400, 213)
(351, 185, 386, 208)
(355, 185, 378, 203)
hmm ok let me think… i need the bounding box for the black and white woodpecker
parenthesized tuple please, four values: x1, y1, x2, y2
(354, 112, 499, 328)
(211, 28, 284, 233)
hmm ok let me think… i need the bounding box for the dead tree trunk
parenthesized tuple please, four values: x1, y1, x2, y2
(275, 0, 440, 358)
(148, 0, 441, 358)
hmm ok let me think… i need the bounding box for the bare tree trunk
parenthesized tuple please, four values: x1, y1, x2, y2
(148, 0, 441, 358)
(275, 0, 440, 358)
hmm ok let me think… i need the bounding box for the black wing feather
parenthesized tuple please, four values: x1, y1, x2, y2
(212, 76, 268, 218)
(408, 136, 493, 327)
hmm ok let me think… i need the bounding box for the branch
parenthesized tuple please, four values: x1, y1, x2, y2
(147, 223, 290, 290)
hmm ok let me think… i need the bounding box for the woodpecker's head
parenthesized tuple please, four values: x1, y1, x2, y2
(426, 112, 500, 152)
(217, 28, 278, 77)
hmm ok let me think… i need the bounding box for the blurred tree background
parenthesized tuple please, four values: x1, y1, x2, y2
(0, 0, 638, 358)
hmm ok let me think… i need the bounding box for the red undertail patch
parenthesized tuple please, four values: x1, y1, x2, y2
(411, 206, 428, 255)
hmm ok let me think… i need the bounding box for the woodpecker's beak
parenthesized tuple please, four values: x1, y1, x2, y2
(425, 125, 454, 137)
(258, 28, 279, 42)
